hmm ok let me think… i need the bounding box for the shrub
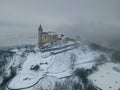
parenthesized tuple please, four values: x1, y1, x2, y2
(74, 68, 88, 84)
(112, 51, 120, 63)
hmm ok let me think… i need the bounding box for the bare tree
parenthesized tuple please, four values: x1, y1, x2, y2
(70, 53, 77, 72)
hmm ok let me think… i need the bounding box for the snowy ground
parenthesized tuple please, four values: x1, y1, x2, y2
(88, 62, 120, 90)
(7, 41, 104, 90)
(8, 73, 42, 89)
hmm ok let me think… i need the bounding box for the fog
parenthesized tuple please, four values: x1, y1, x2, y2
(0, 0, 120, 50)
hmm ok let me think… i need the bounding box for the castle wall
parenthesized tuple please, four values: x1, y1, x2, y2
(41, 34, 58, 44)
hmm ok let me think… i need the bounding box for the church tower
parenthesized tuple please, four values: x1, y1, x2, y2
(38, 24, 43, 47)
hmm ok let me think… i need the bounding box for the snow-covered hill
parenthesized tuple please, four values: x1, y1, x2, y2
(0, 40, 112, 90)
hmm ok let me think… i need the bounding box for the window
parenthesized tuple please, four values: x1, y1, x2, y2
(55, 35, 56, 38)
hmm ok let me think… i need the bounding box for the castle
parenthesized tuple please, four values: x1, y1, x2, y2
(38, 25, 58, 46)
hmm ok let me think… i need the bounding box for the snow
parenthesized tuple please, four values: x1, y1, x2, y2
(41, 52, 51, 58)
(48, 48, 100, 74)
(48, 70, 71, 79)
(34, 76, 59, 90)
(7, 41, 103, 90)
(47, 40, 75, 49)
(88, 62, 120, 90)
(72, 48, 100, 64)
(48, 52, 71, 74)
(75, 62, 96, 69)
(11, 54, 26, 68)
(8, 73, 41, 89)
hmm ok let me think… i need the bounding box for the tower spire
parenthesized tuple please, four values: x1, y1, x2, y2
(38, 24, 43, 47)
(38, 24, 43, 32)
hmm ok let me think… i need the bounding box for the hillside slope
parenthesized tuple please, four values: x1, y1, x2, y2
(0, 41, 111, 90)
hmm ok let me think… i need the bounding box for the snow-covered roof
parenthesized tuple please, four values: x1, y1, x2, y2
(88, 62, 120, 90)
(42, 32, 58, 35)
(48, 32, 58, 36)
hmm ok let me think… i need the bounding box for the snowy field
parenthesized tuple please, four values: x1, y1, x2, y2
(88, 62, 120, 90)
(7, 41, 106, 90)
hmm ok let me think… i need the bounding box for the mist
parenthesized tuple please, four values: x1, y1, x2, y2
(0, 0, 120, 50)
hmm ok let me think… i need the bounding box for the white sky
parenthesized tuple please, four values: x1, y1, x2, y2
(0, 0, 120, 49)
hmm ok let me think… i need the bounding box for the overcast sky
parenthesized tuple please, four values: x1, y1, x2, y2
(0, 0, 120, 49)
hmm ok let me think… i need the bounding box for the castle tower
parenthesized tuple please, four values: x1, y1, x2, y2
(38, 24, 43, 47)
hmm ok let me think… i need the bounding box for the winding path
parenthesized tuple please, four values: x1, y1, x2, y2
(7, 44, 95, 90)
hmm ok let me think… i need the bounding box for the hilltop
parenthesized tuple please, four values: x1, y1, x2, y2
(0, 39, 118, 90)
